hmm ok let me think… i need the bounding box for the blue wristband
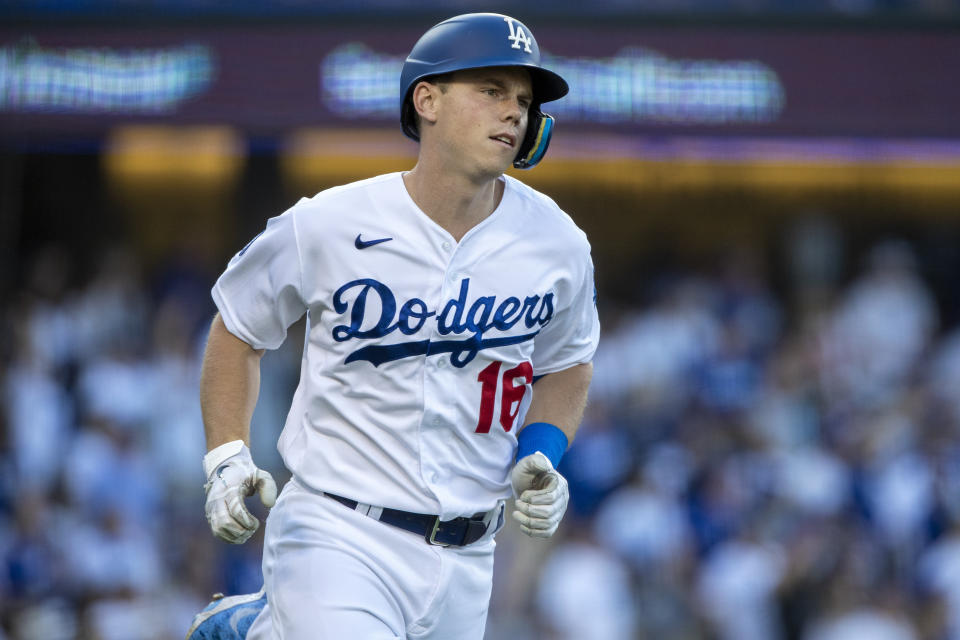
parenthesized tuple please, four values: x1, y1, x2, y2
(515, 422, 568, 469)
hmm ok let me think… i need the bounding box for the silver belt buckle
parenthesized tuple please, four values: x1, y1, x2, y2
(426, 516, 450, 547)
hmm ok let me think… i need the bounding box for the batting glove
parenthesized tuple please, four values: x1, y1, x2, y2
(203, 440, 277, 544)
(510, 451, 569, 538)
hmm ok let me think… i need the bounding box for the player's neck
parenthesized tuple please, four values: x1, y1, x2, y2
(402, 164, 504, 242)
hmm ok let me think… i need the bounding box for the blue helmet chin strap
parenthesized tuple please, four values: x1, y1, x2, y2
(513, 110, 555, 170)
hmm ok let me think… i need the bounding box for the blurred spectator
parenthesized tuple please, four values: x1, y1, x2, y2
(147, 296, 207, 497)
(863, 444, 935, 556)
(18, 245, 77, 372)
(533, 527, 638, 640)
(593, 470, 694, 572)
(696, 526, 787, 640)
(820, 240, 937, 408)
(62, 414, 163, 529)
(71, 245, 149, 360)
(63, 508, 162, 597)
(928, 327, 960, 424)
(803, 607, 918, 640)
(918, 520, 960, 639)
(2, 493, 61, 605)
(3, 341, 73, 495)
(589, 276, 721, 413)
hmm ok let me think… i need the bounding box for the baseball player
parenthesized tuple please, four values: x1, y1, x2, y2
(187, 12, 599, 640)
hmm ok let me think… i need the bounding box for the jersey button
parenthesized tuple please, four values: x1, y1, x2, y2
(441, 241, 452, 252)
(430, 472, 439, 483)
(437, 357, 448, 369)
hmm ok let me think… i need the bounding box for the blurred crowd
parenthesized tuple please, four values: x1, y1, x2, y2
(3, 225, 960, 640)
(491, 232, 960, 640)
(0, 243, 301, 640)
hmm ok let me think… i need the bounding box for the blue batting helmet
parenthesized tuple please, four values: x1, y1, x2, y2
(400, 13, 569, 170)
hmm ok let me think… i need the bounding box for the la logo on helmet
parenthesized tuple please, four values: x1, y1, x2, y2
(504, 17, 533, 53)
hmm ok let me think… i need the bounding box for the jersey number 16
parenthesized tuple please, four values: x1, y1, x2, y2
(475, 361, 533, 434)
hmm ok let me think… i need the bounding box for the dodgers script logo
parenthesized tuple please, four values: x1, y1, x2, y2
(332, 277, 554, 368)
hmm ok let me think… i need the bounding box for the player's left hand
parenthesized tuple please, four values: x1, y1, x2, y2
(509, 451, 569, 538)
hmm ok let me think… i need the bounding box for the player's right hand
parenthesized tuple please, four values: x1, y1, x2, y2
(203, 440, 277, 544)
(510, 451, 569, 538)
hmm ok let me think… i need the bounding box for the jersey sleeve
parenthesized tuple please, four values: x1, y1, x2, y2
(530, 245, 600, 376)
(212, 208, 307, 350)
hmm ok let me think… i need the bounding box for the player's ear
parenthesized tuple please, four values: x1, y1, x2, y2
(411, 80, 441, 128)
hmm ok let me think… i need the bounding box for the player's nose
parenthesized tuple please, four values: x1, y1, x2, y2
(502, 97, 525, 125)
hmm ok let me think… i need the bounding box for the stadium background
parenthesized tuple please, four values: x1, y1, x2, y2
(3, 1, 960, 638)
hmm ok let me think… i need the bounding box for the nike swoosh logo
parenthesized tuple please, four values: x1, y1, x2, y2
(355, 234, 393, 249)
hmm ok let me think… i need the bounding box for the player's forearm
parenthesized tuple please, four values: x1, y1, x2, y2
(200, 313, 265, 452)
(521, 361, 592, 444)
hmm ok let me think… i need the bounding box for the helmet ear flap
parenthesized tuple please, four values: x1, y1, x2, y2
(513, 108, 555, 170)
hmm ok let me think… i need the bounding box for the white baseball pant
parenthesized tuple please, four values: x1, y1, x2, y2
(246, 477, 500, 640)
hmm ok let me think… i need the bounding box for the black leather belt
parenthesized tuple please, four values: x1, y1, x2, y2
(324, 492, 499, 547)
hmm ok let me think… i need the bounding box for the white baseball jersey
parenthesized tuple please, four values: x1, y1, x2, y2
(213, 172, 599, 521)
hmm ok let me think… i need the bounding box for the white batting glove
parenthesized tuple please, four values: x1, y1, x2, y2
(510, 451, 569, 538)
(203, 440, 277, 544)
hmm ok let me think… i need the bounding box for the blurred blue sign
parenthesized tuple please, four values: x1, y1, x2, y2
(0, 41, 213, 112)
(322, 43, 785, 125)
